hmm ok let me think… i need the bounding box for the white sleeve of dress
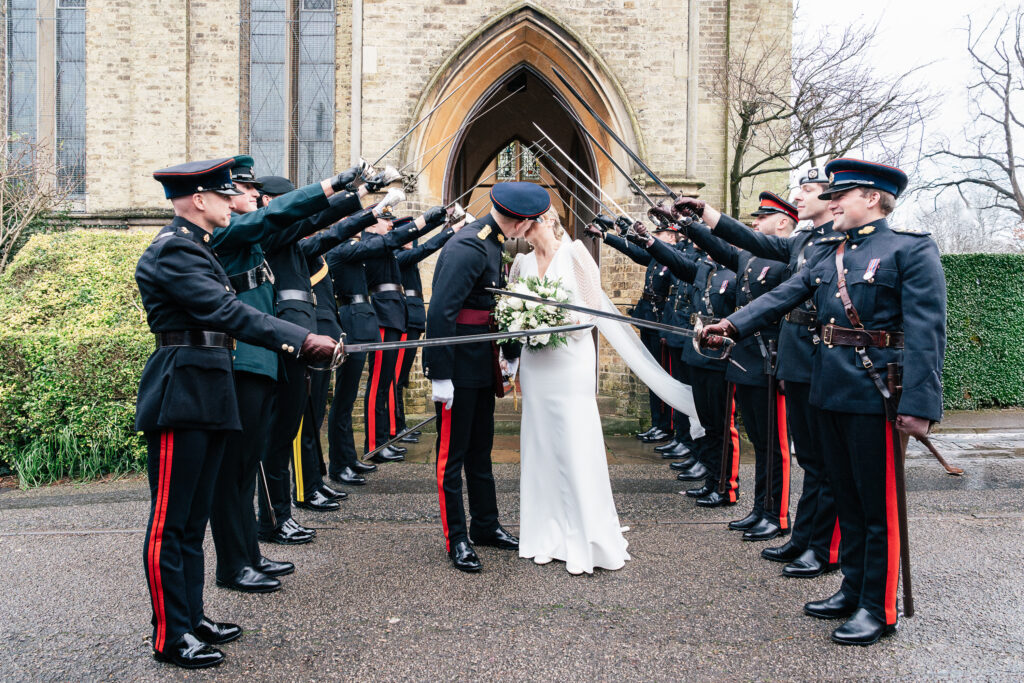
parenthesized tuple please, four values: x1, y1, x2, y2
(509, 253, 523, 284)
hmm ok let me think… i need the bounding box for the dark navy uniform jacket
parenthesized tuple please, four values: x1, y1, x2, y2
(661, 240, 698, 349)
(423, 214, 518, 388)
(685, 220, 787, 387)
(646, 239, 736, 373)
(601, 232, 670, 323)
(362, 220, 433, 331)
(134, 217, 310, 432)
(728, 220, 946, 421)
(712, 214, 836, 384)
(396, 226, 456, 331)
(325, 238, 385, 343)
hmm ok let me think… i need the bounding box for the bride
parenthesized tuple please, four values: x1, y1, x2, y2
(508, 210, 702, 574)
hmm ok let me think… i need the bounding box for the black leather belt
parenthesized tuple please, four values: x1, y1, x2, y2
(228, 260, 274, 293)
(370, 283, 404, 294)
(785, 308, 818, 326)
(337, 293, 369, 306)
(642, 292, 667, 305)
(277, 289, 316, 306)
(690, 312, 720, 326)
(156, 331, 234, 349)
(820, 324, 904, 349)
(404, 289, 422, 299)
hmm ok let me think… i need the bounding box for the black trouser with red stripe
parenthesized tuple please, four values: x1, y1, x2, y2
(327, 351, 366, 477)
(818, 409, 901, 626)
(642, 329, 671, 432)
(391, 328, 423, 436)
(688, 366, 739, 501)
(785, 381, 841, 564)
(734, 382, 790, 529)
(364, 327, 402, 453)
(210, 372, 274, 580)
(295, 368, 330, 502)
(260, 355, 309, 533)
(666, 349, 699, 450)
(143, 428, 225, 653)
(434, 387, 499, 550)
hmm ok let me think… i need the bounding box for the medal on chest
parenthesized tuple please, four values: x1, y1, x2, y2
(863, 258, 881, 281)
(719, 279, 729, 294)
(757, 266, 770, 283)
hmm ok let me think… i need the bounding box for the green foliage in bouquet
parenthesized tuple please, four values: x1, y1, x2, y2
(494, 275, 573, 351)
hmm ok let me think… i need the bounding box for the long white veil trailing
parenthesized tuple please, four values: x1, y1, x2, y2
(565, 237, 704, 440)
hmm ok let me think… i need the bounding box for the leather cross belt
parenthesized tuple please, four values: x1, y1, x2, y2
(156, 331, 235, 350)
(370, 283, 405, 294)
(785, 308, 818, 326)
(820, 323, 904, 349)
(278, 289, 316, 306)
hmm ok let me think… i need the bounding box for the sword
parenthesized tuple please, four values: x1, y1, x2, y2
(551, 66, 679, 200)
(486, 288, 745, 371)
(360, 415, 438, 462)
(530, 130, 636, 215)
(370, 36, 515, 167)
(257, 461, 276, 530)
(528, 141, 621, 219)
(887, 363, 914, 618)
(444, 144, 537, 211)
(916, 435, 964, 476)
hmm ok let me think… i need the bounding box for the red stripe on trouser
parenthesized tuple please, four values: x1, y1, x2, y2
(726, 387, 740, 502)
(829, 518, 841, 564)
(147, 430, 173, 652)
(776, 393, 791, 528)
(436, 405, 452, 551)
(884, 421, 900, 625)
(391, 333, 407, 436)
(367, 328, 385, 451)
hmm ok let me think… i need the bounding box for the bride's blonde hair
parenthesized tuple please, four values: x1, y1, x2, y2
(542, 208, 564, 240)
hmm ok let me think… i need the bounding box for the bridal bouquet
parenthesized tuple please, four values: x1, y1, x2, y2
(495, 276, 572, 350)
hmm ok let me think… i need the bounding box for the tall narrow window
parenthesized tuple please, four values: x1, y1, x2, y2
(243, 0, 335, 186)
(56, 0, 86, 197)
(7, 0, 38, 151)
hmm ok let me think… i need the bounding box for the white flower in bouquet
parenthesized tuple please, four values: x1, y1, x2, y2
(508, 317, 523, 333)
(529, 333, 551, 347)
(524, 298, 540, 311)
(508, 296, 524, 311)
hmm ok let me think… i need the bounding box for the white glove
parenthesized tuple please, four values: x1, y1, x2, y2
(431, 379, 455, 410)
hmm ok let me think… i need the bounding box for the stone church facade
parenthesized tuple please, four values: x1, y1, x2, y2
(4, 0, 792, 420)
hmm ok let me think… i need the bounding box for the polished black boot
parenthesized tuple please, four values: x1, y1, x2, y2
(695, 490, 737, 508)
(284, 518, 316, 537)
(804, 590, 858, 620)
(471, 524, 519, 549)
(369, 446, 405, 463)
(399, 433, 419, 443)
(258, 522, 312, 545)
(256, 556, 295, 577)
(318, 483, 348, 500)
(388, 444, 408, 456)
(640, 427, 671, 444)
(783, 549, 833, 578)
(761, 539, 803, 563)
(660, 442, 692, 459)
(676, 462, 709, 481)
(728, 509, 761, 531)
(448, 539, 482, 572)
(351, 460, 378, 474)
(831, 608, 897, 645)
(153, 632, 224, 669)
(635, 426, 657, 440)
(684, 483, 714, 498)
(215, 566, 281, 593)
(330, 466, 367, 486)
(655, 439, 681, 453)
(294, 489, 340, 512)
(743, 518, 787, 541)
(193, 617, 243, 645)
(670, 456, 698, 471)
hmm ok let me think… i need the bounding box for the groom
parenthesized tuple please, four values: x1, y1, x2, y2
(422, 181, 549, 572)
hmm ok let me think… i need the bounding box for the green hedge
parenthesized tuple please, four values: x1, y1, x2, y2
(0, 230, 152, 485)
(941, 253, 1024, 410)
(0, 233, 1021, 486)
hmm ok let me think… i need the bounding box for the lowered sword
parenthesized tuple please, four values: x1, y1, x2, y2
(485, 288, 744, 371)
(360, 414, 438, 462)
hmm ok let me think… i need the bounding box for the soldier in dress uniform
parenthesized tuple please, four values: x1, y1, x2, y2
(701, 159, 946, 645)
(422, 182, 540, 573)
(676, 173, 843, 576)
(136, 158, 336, 668)
(680, 194, 794, 541)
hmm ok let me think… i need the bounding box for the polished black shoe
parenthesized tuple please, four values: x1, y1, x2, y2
(369, 446, 405, 463)
(640, 428, 671, 444)
(670, 456, 698, 471)
(399, 434, 419, 443)
(743, 518, 787, 541)
(696, 490, 737, 508)
(832, 608, 897, 645)
(258, 523, 312, 545)
(153, 632, 224, 669)
(448, 540, 482, 572)
(728, 510, 761, 531)
(194, 617, 243, 645)
(295, 489, 340, 512)
(655, 439, 681, 453)
(351, 460, 378, 474)
(782, 549, 827, 578)
(761, 539, 803, 563)
(635, 426, 657, 440)
(215, 566, 280, 593)
(256, 556, 294, 577)
(284, 518, 316, 537)
(804, 590, 858, 620)
(660, 442, 692, 459)
(684, 483, 714, 498)
(389, 444, 408, 455)
(318, 483, 348, 501)
(676, 462, 709, 481)
(410, 429, 422, 437)
(330, 466, 367, 486)
(471, 525, 519, 550)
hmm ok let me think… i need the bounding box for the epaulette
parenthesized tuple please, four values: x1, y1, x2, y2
(793, 225, 812, 233)
(477, 225, 492, 240)
(814, 233, 847, 244)
(891, 227, 931, 236)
